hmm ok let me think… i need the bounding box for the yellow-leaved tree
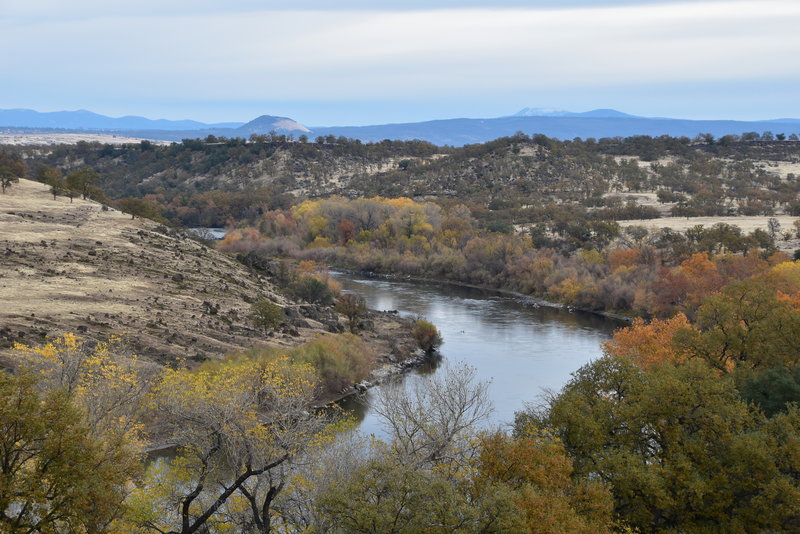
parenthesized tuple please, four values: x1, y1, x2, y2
(4, 334, 152, 533)
(129, 354, 335, 534)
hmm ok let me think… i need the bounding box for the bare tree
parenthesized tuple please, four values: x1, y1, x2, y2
(271, 431, 373, 533)
(372, 362, 492, 466)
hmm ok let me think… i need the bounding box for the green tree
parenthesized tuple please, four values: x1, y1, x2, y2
(65, 167, 100, 200)
(529, 356, 800, 532)
(738, 365, 800, 417)
(0, 371, 137, 533)
(289, 275, 334, 306)
(117, 197, 164, 221)
(677, 277, 800, 372)
(36, 165, 65, 200)
(0, 150, 27, 193)
(315, 457, 476, 534)
(250, 298, 284, 332)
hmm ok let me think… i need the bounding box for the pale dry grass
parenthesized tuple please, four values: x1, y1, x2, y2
(0, 180, 413, 368)
(0, 133, 171, 146)
(0, 179, 291, 361)
(619, 215, 800, 251)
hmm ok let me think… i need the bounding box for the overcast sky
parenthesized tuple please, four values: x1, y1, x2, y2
(1, 0, 798, 125)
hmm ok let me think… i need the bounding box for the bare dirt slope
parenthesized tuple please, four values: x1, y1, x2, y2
(0, 179, 414, 365)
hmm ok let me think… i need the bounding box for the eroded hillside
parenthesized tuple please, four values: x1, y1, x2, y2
(0, 180, 414, 365)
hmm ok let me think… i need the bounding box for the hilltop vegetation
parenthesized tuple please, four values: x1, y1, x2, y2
(5, 133, 799, 229)
(7, 133, 800, 318)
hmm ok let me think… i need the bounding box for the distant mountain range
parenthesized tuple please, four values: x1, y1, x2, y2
(2, 107, 799, 147)
(511, 107, 640, 119)
(0, 108, 244, 131)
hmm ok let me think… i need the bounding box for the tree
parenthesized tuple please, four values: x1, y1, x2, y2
(335, 293, 367, 333)
(289, 275, 334, 306)
(315, 456, 477, 534)
(411, 318, 443, 354)
(0, 150, 27, 193)
(531, 356, 800, 532)
(287, 333, 375, 395)
(310, 364, 494, 533)
(35, 164, 64, 200)
(0, 370, 140, 534)
(250, 298, 284, 332)
(373, 362, 491, 466)
(603, 313, 694, 369)
(134, 355, 331, 534)
(46, 170, 64, 200)
(475, 431, 614, 534)
(738, 365, 800, 417)
(768, 217, 782, 240)
(117, 197, 163, 221)
(678, 277, 800, 371)
(65, 167, 100, 200)
(310, 363, 615, 534)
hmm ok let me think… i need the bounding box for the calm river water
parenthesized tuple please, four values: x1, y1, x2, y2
(332, 272, 625, 435)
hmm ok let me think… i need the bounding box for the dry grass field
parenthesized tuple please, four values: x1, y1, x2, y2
(619, 215, 800, 251)
(0, 180, 415, 367)
(0, 132, 170, 145)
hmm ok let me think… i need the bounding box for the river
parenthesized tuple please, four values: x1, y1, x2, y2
(331, 272, 626, 436)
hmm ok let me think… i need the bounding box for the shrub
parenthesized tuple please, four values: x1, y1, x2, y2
(290, 275, 334, 306)
(250, 299, 284, 332)
(335, 293, 367, 333)
(288, 333, 375, 395)
(412, 319, 443, 354)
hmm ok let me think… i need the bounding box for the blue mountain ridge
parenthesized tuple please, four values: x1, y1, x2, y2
(2, 108, 799, 146)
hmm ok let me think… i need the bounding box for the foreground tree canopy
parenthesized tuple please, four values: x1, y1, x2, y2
(519, 356, 800, 532)
(3, 260, 800, 532)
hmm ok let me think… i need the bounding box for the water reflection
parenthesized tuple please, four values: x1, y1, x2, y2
(331, 272, 626, 436)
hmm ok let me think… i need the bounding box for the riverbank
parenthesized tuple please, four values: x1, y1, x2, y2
(330, 267, 634, 324)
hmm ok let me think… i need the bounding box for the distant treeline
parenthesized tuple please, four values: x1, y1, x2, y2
(9, 131, 800, 228)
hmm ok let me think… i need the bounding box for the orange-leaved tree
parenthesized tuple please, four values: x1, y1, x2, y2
(604, 313, 695, 369)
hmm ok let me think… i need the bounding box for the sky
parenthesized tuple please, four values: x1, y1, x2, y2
(1, 0, 799, 126)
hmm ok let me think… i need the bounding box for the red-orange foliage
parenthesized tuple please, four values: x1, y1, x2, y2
(338, 219, 356, 244)
(604, 313, 695, 369)
(608, 248, 642, 271)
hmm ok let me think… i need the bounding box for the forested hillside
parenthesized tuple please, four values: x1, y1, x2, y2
(10, 133, 800, 230)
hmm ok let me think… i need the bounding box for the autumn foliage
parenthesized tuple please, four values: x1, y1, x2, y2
(604, 313, 694, 369)
(218, 195, 788, 320)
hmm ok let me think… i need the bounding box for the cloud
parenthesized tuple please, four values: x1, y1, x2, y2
(1, 1, 798, 121)
(1, 0, 734, 18)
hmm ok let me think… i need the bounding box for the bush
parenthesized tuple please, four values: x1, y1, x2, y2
(288, 333, 375, 395)
(290, 275, 334, 306)
(335, 293, 367, 333)
(412, 319, 443, 354)
(250, 299, 284, 331)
